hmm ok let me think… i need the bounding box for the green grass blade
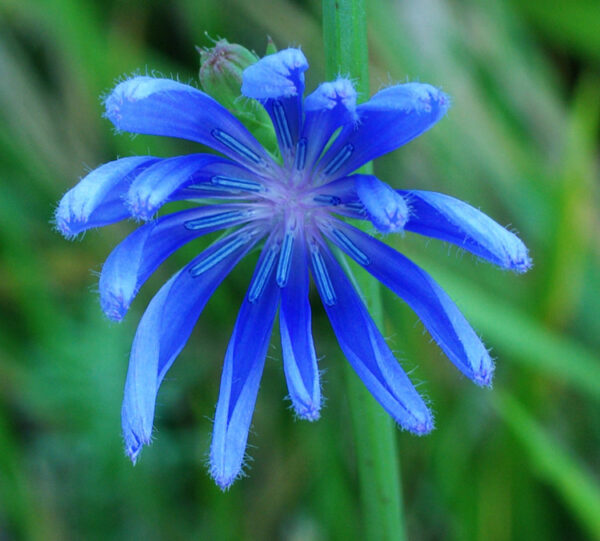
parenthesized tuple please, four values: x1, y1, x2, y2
(494, 392, 600, 540)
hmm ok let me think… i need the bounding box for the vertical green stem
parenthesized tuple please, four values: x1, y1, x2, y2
(322, 2, 407, 540)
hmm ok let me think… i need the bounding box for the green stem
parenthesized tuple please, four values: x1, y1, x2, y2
(322, 2, 407, 540)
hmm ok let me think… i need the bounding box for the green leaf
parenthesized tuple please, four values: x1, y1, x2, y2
(494, 392, 600, 540)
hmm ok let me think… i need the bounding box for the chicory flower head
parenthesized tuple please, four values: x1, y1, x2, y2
(55, 48, 531, 489)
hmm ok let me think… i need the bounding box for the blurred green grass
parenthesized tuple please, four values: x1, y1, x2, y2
(0, 0, 599, 540)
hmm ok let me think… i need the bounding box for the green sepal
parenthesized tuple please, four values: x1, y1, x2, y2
(197, 38, 278, 156)
(265, 36, 278, 56)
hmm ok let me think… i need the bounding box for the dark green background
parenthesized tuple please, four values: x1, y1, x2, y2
(1, 0, 599, 539)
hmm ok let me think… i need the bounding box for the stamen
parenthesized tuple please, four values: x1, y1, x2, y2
(294, 138, 307, 170)
(313, 194, 341, 206)
(310, 245, 336, 306)
(344, 202, 365, 212)
(187, 183, 241, 194)
(184, 210, 250, 231)
(211, 175, 264, 192)
(331, 229, 370, 265)
(323, 144, 354, 176)
(211, 129, 262, 164)
(190, 234, 251, 277)
(273, 100, 292, 149)
(248, 246, 278, 302)
(276, 232, 295, 287)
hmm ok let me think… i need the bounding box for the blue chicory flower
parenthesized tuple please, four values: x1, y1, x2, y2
(55, 48, 531, 489)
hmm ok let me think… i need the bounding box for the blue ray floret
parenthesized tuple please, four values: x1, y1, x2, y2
(55, 48, 531, 489)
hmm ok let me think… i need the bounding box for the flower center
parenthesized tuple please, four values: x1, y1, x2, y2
(258, 171, 329, 229)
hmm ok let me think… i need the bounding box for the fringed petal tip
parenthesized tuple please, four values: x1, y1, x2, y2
(368, 81, 449, 111)
(123, 429, 151, 465)
(393, 388, 435, 436)
(385, 388, 434, 435)
(506, 238, 533, 274)
(124, 195, 158, 222)
(469, 219, 533, 274)
(125, 443, 141, 465)
(209, 457, 248, 491)
(124, 185, 162, 222)
(304, 77, 358, 121)
(472, 359, 495, 388)
(54, 194, 93, 239)
(290, 399, 321, 422)
(355, 175, 409, 233)
(100, 292, 129, 322)
(473, 225, 533, 274)
(406, 413, 435, 436)
(403, 82, 451, 118)
(122, 394, 154, 465)
(54, 210, 80, 240)
(55, 157, 161, 238)
(53, 204, 118, 239)
(103, 76, 185, 129)
(461, 345, 495, 387)
(402, 190, 532, 274)
(210, 472, 238, 491)
(241, 48, 308, 99)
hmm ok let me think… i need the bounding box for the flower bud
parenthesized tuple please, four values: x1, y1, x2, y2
(265, 36, 278, 56)
(198, 38, 277, 153)
(199, 39, 259, 111)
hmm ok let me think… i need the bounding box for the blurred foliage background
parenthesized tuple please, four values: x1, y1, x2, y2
(1, 0, 599, 539)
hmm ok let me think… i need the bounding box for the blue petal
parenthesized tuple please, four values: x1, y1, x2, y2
(242, 49, 308, 164)
(402, 190, 532, 272)
(104, 76, 273, 171)
(309, 176, 366, 219)
(325, 221, 494, 385)
(304, 78, 357, 117)
(300, 78, 357, 171)
(210, 251, 280, 490)
(169, 159, 270, 201)
(279, 230, 320, 420)
(55, 156, 159, 237)
(126, 154, 225, 220)
(317, 83, 450, 179)
(121, 227, 260, 463)
(241, 48, 308, 100)
(100, 204, 254, 321)
(355, 175, 409, 233)
(121, 273, 176, 462)
(309, 238, 433, 433)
